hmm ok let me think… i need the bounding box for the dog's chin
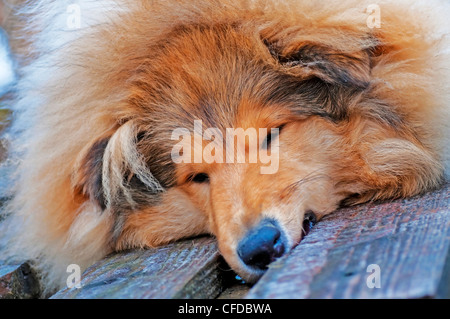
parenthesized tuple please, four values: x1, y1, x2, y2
(229, 244, 296, 284)
(233, 262, 267, 284)
(233, 250, 292, 284)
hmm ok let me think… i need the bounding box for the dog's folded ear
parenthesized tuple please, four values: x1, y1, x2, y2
(72, 121, 165, 210)
(73, 136, 111, 210)
(266, 41, 372, 89)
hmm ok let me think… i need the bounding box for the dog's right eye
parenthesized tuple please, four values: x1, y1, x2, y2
(262, 125, 284, 149)
(191, 173, 210, 184)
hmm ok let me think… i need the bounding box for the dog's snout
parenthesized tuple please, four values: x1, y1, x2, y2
(237, 219, 286, 270)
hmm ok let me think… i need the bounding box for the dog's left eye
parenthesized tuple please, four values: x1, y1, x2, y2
(191, 173, 210, 184)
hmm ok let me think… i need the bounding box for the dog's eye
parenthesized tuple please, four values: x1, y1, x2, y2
(262, 125, 284, 149)
(302, 211, 317, 237)
(191, 173, 210, 184)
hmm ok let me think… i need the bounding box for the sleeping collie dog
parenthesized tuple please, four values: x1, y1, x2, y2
(1, 0, 449, 293)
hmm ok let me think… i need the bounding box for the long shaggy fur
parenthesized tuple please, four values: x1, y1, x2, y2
(1, 0, 449, 294)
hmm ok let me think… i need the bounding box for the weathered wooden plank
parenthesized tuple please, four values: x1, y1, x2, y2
(247, 183, 450, 299)
(436, 246, 450, 299)
(52, 236, 227, 299)
(217, 284, 251, 299)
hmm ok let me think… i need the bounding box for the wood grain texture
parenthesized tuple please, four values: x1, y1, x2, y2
(51, 236, 225, 299)
(247, 183, 450, 299)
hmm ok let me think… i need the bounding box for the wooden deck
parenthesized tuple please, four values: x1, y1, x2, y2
(1, 183, 449, 299)
(248, 183, 450, 299)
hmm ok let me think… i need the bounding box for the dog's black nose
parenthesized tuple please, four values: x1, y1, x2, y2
(237, 219, 285, 270)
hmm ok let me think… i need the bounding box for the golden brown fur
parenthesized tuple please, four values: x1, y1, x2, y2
(1, 0, 449, 293)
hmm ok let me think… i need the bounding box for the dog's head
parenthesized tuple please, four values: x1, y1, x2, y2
(73, 18, 443, 282)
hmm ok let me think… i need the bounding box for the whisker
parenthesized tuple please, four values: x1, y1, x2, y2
(282, 170, 331, 198)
